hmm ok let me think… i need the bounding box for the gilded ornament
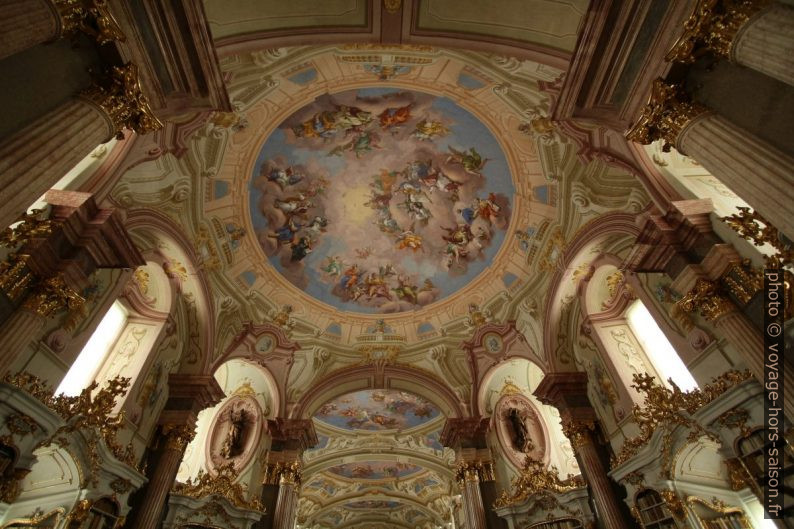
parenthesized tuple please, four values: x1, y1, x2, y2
(0, 467, 31, 503)
(22, 273, 85, 317)
(0, 210, 53, 249)
(659, 489, 687, 520)
(80, 63, 163, 139)
(666, 0, 771, 64)
(720, 260, 763, 305)
(163, 423, 196, 451)
(626, 79, 710, 151)
(172, 462, 265, 511)
(5, 413, 39, 436)
(66, 499, 93, 524)
(722, 207, 794, 269)
(383, 0, 402, 14)
(560, 418, 595, 449)
(0, 254, 34, 301)
(133, 267, 150, 295)
(676, 278, 734, 322)
(54, 0, 126, 45)
(493, 456, 585, 508)
(724, 457, 752, 491)
(611, 370, 752, 469)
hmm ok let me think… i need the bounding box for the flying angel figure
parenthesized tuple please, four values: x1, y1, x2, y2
(446, 146, 489, 176)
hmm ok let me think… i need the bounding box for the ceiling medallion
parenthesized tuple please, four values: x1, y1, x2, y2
(249, 87, 514, 314)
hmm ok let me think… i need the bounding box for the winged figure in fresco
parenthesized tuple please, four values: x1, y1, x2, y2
(392, 274, 419, 304)
(274, 194, 314, 220)
(328, 130, 381, 158)
(396, 225, 423, 252)
(268, 218, 303, 246)
(321, 256, 344, 277)
(266, 166, 304, 189)
(474, 193, 502, 223)
(446, 146, 489, 176)
(290, 236, 313, 262)
(378, 104, 412, 130)
(412, 119, 449, 141)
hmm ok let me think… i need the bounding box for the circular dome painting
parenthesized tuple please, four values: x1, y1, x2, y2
(249, 88, 514, 313)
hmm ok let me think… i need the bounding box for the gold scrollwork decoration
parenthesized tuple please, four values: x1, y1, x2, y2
(612, 370, 752, 469)
(626, 79, 710, 152)
(54, 0, 126, 45)
(560, 417, 595, 449)
(383, 0, 402, 14)
(722, 207, 794, 269)
(676, 278, 735, 322)
(666, 0, 771, 64)
(22, 273, 85, 318)
(0, 210, 53, 249)
(172, 462, 264, 512)
(162, 423, 196, 452)
(493, 456, 585, 508)
(81, 63, 163, 139)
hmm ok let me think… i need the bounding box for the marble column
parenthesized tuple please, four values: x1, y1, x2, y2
(0, 63, 161, 231)
(677, 113, 794, 240)
(676, 276, 794, 420)
(0, 191, 144, 376)
(272, 464, 300, 529)
(458, 464, 487, 529)
(669, 0, 794, 87)
(127, 424, 195, 529)
(0, 308, 46, 375)
(627, 79, 794, 240)
(0, 0, 126, 61)
(732, 3, 794, 86)
(0, 0, 59, 60)
(535, 373, 637, 529)
(0, 98, 113, 230)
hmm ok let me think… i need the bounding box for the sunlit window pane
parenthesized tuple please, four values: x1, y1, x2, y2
(56, 300, 128, 396)
(626, 300, 698, 391)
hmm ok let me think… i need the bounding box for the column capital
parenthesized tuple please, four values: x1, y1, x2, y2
(266, 418, 318, 451)
(79, 63, 163, 140)
(666, 0, 771, 64)
(161, 423, 196, 452)
(677, 277, 737, 322)
(626, 79, 711, 152)
(440, 416, 490, 449)
(51, 0, 126, 45)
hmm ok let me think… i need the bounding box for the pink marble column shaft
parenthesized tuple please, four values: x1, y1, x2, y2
(0, 0, 59, 60)
(0, 97, 113, 229)
(0, 308, 46, 376)
(462, 475, 487, 529)
(714, 310, 794, 421)
(128, 434, 188, 529)
(272, 480, 299, 529)
(574, 429, 631, 529)
(677, 113, 794, 240)
(733, 3, 794, 86)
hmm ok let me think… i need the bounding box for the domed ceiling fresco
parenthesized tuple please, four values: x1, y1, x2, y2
(249, 87, 513, 313)
(313, 388, 441, 431)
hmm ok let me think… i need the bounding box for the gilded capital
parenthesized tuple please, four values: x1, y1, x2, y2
(667, 0, 771, 64)
(560, 417, 595, 448)
(676, 278, 735, 322)
(80, 63, 163, 139)
(22, 274, 85, 317)
(53, 0, 126, 45)
(626, 79, 710, 152)
(162, 423, 196, 451)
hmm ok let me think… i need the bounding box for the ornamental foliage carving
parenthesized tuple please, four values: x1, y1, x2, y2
(493, 456, 584, 511)
(612, 370, 752, 471)
(172, 462, 264, 512)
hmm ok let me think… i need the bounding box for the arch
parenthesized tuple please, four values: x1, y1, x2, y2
(542, 211, 642, 372)
(125, 208, 217, 374)
(291, 364, 466, 420)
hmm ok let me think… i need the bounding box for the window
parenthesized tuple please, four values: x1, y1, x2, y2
(626, 300, 698, 392)
(56, 301, 128, 397)
(635, 490, 676, 529)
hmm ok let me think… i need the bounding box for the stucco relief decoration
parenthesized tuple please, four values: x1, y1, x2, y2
(494, 394, 546, 469)
(207, 396, 262, 471)
(250, 88, 513, 313)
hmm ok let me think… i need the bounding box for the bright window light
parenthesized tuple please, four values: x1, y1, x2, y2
(56, 300, 128, 396)
(626, 299, 698, 392)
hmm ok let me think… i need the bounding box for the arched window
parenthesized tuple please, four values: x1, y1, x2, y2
(635, 489, 676, 529)
(56, 300, 128, 396)
(625, 299, 698, 391)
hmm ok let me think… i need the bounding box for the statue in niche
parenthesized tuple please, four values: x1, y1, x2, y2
(220, 406, 248, 459)
(507, 407, 535, 453)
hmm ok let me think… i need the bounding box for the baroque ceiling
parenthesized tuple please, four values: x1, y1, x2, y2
(112, 40, 650, 529)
